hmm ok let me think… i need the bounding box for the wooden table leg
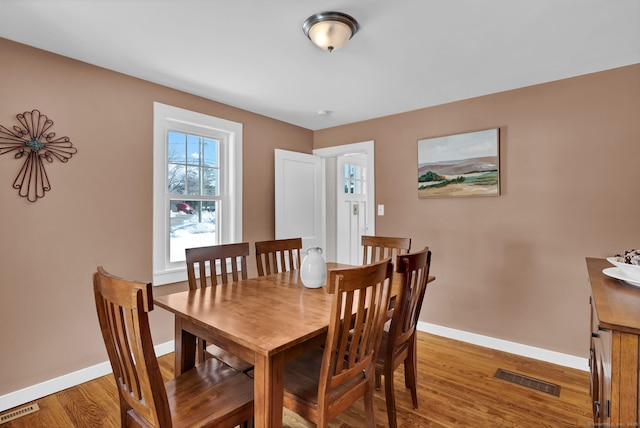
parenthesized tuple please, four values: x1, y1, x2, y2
(253, 353, 285, 428)
(174, 317, 196, 375)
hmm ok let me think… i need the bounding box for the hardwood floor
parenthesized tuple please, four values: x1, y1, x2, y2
(2, 332, 593, 427)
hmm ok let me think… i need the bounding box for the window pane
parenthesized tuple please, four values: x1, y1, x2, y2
(168, 163, 186, 194)
(186, 134, 201, 165)
(344, 164, 349, 179)
(203, 138, 219, 167)
(355, 181, 361, 194)
(203, 167, 219, 196)
(186, 166, 201, 195)
(169, 200, 218, 262)
(344, 179, 349, 193)
(168, 131, 186, 164)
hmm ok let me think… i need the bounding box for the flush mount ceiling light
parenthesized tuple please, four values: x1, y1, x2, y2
(302, 11, 359, 52)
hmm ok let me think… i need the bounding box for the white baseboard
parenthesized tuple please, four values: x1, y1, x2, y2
(417, 322, 589, 372)
(0, 341, 174, 413)
(1, 326, 589, 414)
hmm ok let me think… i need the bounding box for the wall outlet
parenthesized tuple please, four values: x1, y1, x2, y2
(377, 204, 384, 216)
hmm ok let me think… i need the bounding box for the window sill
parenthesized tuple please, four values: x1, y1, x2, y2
(153, 268, 188, 286)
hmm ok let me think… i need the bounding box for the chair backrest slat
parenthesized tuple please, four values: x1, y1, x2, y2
(255, 238, 303, 276)
(185, 243, 250, 289)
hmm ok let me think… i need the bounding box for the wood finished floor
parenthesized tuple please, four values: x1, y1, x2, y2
(2, 332, 593, 427)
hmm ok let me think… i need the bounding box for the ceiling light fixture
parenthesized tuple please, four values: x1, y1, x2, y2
(302, 11, 359, 53)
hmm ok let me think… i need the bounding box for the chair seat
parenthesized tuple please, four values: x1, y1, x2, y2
(376, 330, 411, 365)
(206, 344, 254, 373)
(283, 347, 367, 407)
(162, 357, 254, 427)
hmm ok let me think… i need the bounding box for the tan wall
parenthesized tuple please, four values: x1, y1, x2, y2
(1, 34, 639, 399)
(314, 63, 640, 359)
(0, 38, 312, 396)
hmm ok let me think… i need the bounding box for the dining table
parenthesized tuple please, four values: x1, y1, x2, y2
(153, 262, 435, 428)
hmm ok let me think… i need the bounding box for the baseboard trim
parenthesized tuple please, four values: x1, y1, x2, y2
(0, 342, 174, 413)
(1, 326, 589, 413)
(417, 322, 589, 372)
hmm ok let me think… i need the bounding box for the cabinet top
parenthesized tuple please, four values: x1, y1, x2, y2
(587, 257, 640, 334)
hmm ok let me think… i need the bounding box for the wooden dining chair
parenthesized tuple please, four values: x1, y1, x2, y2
(185, 243, 253, 372)
(186, 242, 249, 289)
(93, 266, 254, 428)
(375, 247, 432, 428)
(254, 237, 303, 276)
(361, 235, 411, 265)
(362, 235, 411, 314)
(282, 258, 393, 427)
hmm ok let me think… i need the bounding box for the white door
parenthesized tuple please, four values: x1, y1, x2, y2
(336, 154, 368, 265)
(274, 149, 324, 251)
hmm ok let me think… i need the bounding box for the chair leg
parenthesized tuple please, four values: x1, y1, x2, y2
(317, 406, 330, 428)
(404, 338, 419, 409)
(364, 382, 376, 428)
(119, 396, 129, 427)
(375, 368, 382, 390)
(384, 365, 398, 428)
(404, 334, 417, 389)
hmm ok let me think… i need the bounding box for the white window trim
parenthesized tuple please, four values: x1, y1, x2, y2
(153, 102, 242, 285)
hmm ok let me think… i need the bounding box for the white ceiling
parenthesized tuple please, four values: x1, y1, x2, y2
(1, 1, 639, 130)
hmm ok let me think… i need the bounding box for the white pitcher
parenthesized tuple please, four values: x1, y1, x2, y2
(300, 247, 327, 288)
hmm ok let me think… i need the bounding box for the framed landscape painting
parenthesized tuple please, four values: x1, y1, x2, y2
(418, 128, 500, 198)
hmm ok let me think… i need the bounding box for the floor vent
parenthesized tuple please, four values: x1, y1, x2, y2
(0, 403, 40, 424)
(494, 369, 561, 397)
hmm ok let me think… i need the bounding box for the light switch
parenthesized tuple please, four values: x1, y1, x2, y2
(377, 204, 384, 216)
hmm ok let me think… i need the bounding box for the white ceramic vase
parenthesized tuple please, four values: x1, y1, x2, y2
(300, 247, 327, 288)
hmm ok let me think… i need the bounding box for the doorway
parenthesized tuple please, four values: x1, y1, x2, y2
(313, 141, 375, 264)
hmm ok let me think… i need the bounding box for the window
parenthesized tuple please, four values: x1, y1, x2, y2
(153, 103, 242, 285)
(343, 162, 366, 194)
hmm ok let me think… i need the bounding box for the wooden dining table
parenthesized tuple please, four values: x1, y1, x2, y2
(154, 262, 435, 428)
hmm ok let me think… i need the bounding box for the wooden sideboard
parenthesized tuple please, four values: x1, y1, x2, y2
(587, 257, 640, 426)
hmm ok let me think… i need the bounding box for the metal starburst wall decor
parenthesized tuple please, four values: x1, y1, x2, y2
(0, 110, 77, 202)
